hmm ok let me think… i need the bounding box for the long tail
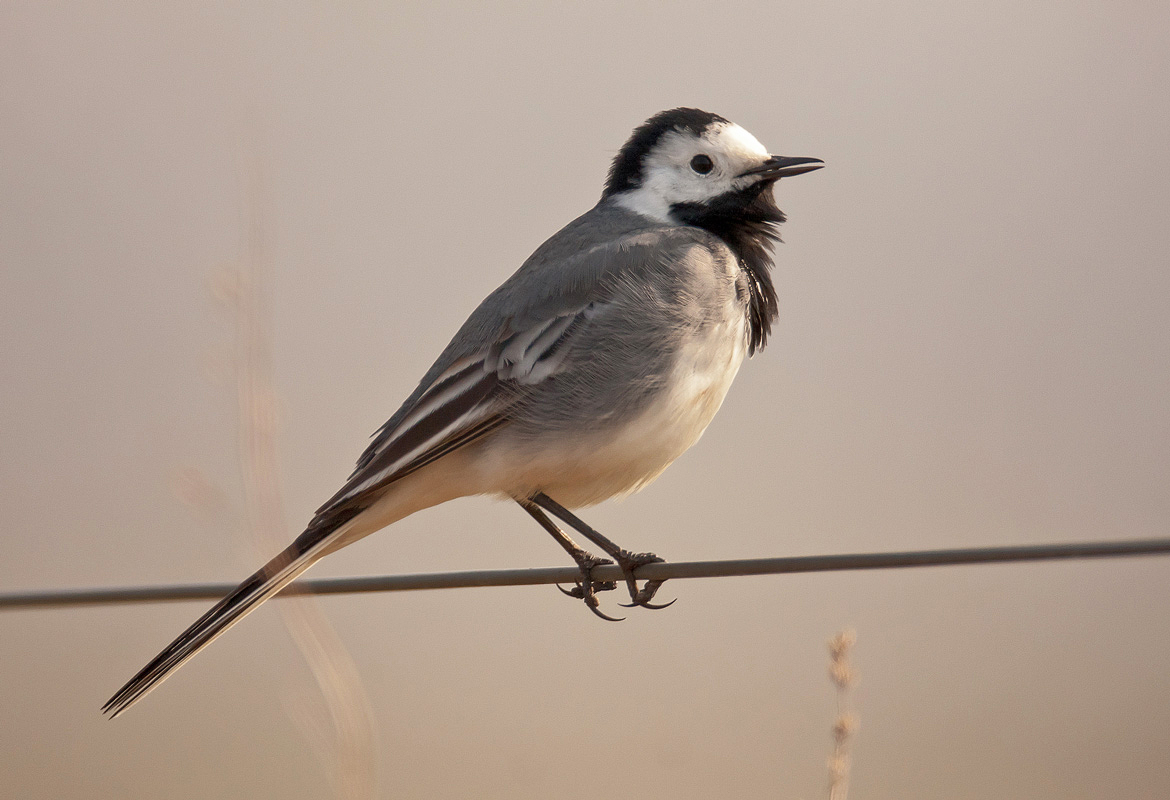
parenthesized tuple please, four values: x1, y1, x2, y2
(102, 512, 359, 718)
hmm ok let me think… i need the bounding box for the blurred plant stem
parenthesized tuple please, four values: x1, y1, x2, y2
(827, 630, 857, 800)
(230, 139, 378, 800)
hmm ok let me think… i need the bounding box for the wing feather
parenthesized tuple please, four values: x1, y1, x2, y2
(313, 305, 595, 519)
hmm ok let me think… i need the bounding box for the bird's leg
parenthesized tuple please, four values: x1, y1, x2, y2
(517, 500, 623, 622)
(529, 492, 674, 610)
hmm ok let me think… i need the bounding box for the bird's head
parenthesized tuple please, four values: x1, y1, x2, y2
(602, 107, 822, 226)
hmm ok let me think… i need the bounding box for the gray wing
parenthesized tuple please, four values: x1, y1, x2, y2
(311, 216, 728, 522)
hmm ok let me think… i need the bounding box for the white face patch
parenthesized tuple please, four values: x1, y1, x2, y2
(614, 121, 773, 223)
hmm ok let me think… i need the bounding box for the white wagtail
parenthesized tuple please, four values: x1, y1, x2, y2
(104, 108, 822, 716)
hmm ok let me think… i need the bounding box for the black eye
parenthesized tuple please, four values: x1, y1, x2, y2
(689, 154, 714, 175)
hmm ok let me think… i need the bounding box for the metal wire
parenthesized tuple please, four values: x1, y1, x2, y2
(3, 537, 1168, 611)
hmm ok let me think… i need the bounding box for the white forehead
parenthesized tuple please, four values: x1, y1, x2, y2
(706, 121, 769, 158)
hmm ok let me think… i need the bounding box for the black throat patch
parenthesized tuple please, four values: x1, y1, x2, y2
(670, 183, 785, 355)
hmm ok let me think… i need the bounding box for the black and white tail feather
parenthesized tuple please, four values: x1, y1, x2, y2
(101, 516, 353, 718)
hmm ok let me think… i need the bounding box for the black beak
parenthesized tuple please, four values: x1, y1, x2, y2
(741, 155, 824, 180)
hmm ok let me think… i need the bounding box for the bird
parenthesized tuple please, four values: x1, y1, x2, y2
(103, 107, 822, 717)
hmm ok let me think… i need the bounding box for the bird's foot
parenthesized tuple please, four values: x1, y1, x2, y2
(613, 551, 676, 610)
(556, 554, 623, 622)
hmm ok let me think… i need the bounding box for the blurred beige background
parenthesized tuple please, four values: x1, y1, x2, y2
(2, 2, 1169, 798)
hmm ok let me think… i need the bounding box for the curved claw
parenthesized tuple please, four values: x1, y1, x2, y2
(615, 576, 675, 610)
(555, 560, 622, 619)
(636, 597, 678, 610)
(586, 603, 625, 622)
(619, 596, 677, 610)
